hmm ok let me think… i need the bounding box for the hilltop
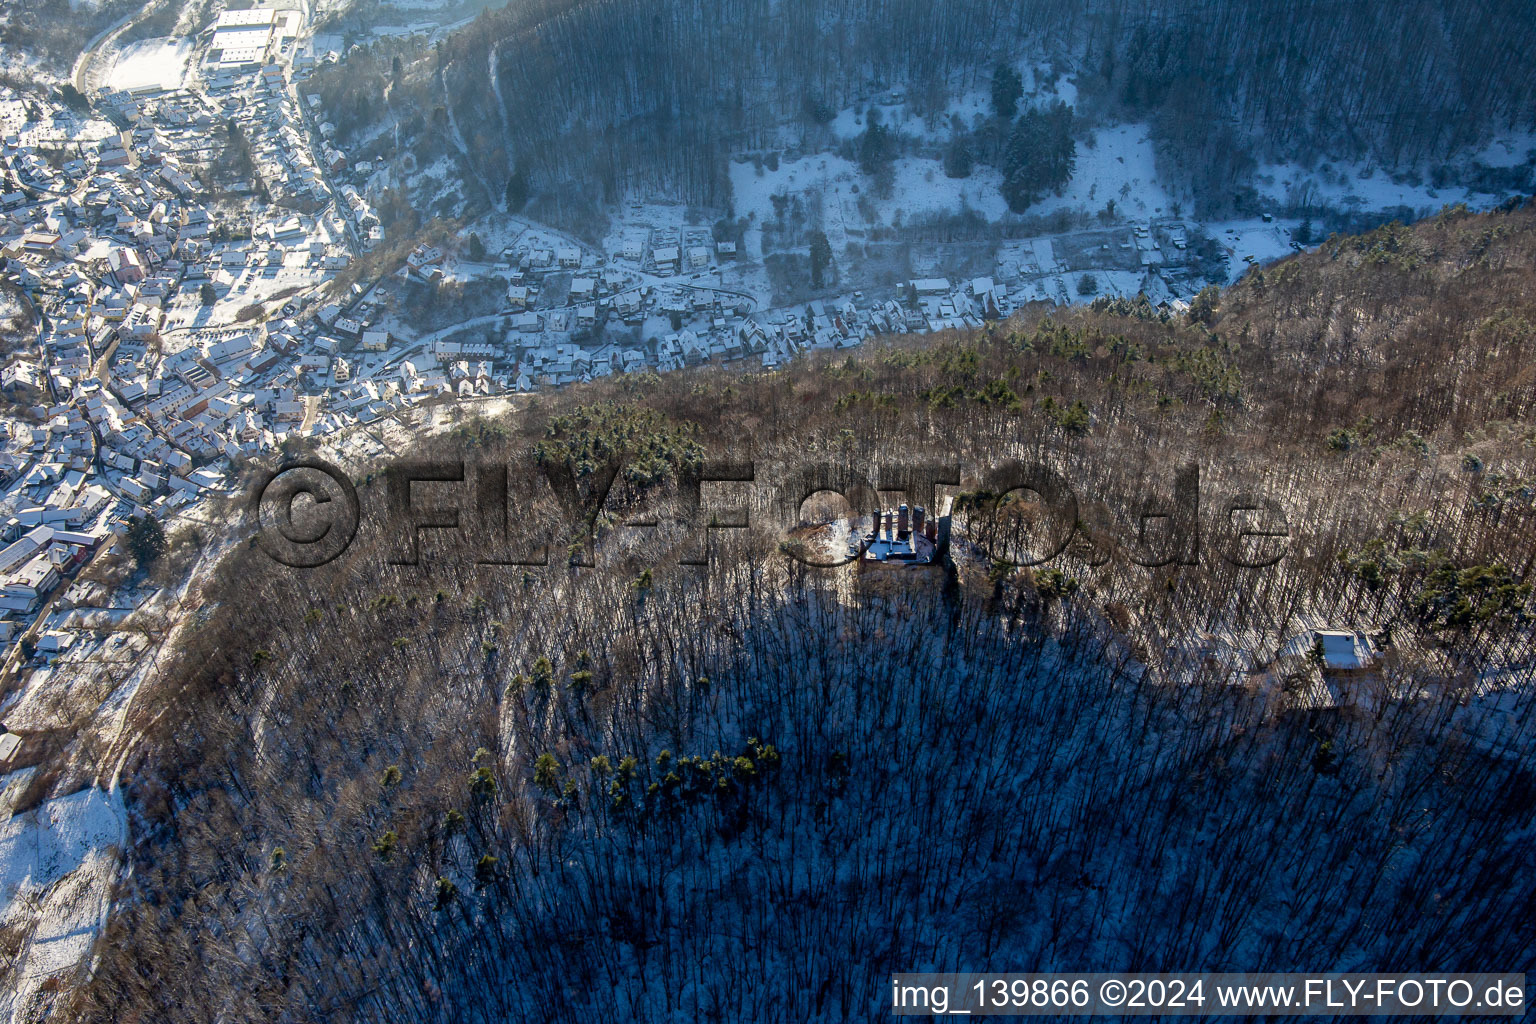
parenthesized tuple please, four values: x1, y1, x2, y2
(59, 204, 1536, 1022)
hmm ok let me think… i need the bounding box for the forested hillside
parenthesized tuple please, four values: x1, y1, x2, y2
(63, 204, 1536, 1022)
(315, 0, 1536, 218)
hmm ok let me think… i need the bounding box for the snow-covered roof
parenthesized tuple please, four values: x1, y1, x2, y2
(1317, 630, 1374, 670)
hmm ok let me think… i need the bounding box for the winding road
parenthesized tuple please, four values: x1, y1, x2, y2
(72, 0, 173, 97)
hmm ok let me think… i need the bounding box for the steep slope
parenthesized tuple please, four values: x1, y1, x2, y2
(315, 0, 1536, 215)
(62, 204, 1536, 1022)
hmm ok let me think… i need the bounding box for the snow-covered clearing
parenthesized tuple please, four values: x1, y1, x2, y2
(104, 37, 191, 94)
(1469, 130, 1536, 168)
(825, 63, 1074, 144)
(1206, 217, 1307, 279)
(1257, 159, 1470, 215)
(1034, 123, 1169, 219)
(828, 89, 993, 143)
(731, 152, 992, 243)
(731, 122, 1174, 244)
(0, 784, 126, 1020)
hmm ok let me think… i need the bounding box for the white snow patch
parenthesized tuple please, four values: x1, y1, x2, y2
(0, 784, 123, 913)
(105, 37, 191, 94)
(1254, 161, 1463, 214)
(1206, 217, 1306, 280)
(1467, 131, 1536, 169)
(732, 122, 1173, 237)
(1250, 136, 1536, 214)
(731, 152, 1007, 233)
(1049, 75, 1079, 106)
(1032, 123, 1170, 220)
(887, 158, 1009, 219)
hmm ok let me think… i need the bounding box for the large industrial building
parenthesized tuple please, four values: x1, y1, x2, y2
(209, 8, 301, 69)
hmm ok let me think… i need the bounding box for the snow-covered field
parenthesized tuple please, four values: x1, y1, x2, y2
(732, 152, 978, 241)
(0, 784, 125, 1018)
(1034, 123, 1170, 219)
(105, 37, 191, 94)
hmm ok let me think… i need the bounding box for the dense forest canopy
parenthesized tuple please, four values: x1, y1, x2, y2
(314, 0, 1536, 216)
(62, 204, 1536, 1022)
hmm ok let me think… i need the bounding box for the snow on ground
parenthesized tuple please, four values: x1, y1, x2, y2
(828, 90, 994, 143)
(743, 116, 1530, 261)
(0, 784, 125, 1014)
(733, 121, 1173, 246)
(943, 88, 993, 126)
(826, 63, 1074, 143)
(105, 37, 191, 94)
(1032, 123, 1170, 220)
(1048, 75, 1079, 106)
(1254, 156, 1509, 215)
(1251, 128, 1534, 217)
(0, 98, 29, 138)
(732, 153, 1005, 237)
(440, 259, 496, 284)
(1215, 218, 1300, 259)
(885, 158, 1009, 219)
(11, 847, 118, 990)
(714, 261, 774, 304)
(410, 155, 460, 191)
(1069, 268, 1149, 301)
(295, 32, 346, 63)
(369, 23, 441, 38)
(733, 153, 847, 240)
(368, 13, 478, 41)
(458, 214, 598, 287)
(13, 113, 119, 152)
(827, 101, 914, 142)
(468, 216, 532, 258)
(1469, 130, 1536, 168)
(607, 198, 691, 240)
(1207, 218, 1304, 281)
(3, 665, 73, 733)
